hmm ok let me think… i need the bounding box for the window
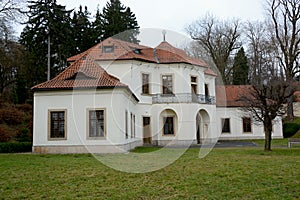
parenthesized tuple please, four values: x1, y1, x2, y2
(221, 118, 230, 133)
(205, 84, 209, 96)
(163, 117, 174, 135)
(102, 45, 114, 53)
(125, 110, 128, 139)
(142, 73, 150, 94)
(162, 75, 173, 94)
(49, 110, 66, 139)
(191, 76, 197, 94)
(88, 110, 105, 138)
(130, 113, 135, 138)
(243, 117, 252, 133)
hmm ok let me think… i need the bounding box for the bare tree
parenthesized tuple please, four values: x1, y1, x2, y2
(186, 14, 242, 84)
(0, 0, 26, 22)
(268, 0, 300, 119)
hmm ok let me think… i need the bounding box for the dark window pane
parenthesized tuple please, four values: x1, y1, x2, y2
(163, 117, 174, 135)
(222, 118, 230, 133)
(50, 111, 65, 138)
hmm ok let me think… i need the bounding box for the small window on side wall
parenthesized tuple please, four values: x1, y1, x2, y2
(49, 110, 66, 140)
(243, 117, 252, 133)
(221, 118, 230, 133)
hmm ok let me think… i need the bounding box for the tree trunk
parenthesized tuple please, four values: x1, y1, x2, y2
(286, 96, 294, 120)
(264, 118, 273, 151)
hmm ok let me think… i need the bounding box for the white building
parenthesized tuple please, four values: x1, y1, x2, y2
(32, 38, 283, 153)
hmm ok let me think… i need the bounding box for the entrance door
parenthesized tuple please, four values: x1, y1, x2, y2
(143, 117, 151, 144)
(196, 113, 201, 144)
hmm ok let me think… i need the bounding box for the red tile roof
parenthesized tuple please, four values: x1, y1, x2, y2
(68, 38, 208, 67)
(32, 55, 128, 91)
(216, 85, 253, 107)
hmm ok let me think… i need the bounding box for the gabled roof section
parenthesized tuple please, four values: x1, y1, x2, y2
(67, 38, 208, 67)
(32, 56, 128, 91)
(216, 85, 253, 107)
(155, 42, 207, 67)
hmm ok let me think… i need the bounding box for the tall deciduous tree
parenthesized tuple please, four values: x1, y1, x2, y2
(20, 0, 72, 85)
(100, 0, 139, 43)
(268, 0, 300, 120)
(186, 14, 241, 84)
(232, 47, 249, 85)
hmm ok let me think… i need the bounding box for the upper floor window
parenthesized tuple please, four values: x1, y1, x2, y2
(243, 117, 252, 133)
(191, 76, 197, 94)
(103, 45, 114, 53)
(88, 110, 105, 138)
(49, 110, 66, 140)
(142, 73, 150, 94)
(162, 75, 173, 94)
(205, 84, 209, 96)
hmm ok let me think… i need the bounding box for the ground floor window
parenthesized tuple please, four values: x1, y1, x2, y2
(242, 117, 252, 133)
(221, 118, 230, 133)
(89, 110, 105, 138)
(49, 110, 66, 140)
(163, 117, 174, 135)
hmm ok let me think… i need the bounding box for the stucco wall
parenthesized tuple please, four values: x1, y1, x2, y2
(217, 107, 283, 140)
(33, 88, 140, 153)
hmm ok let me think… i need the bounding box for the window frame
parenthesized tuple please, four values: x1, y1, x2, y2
(102, 45, 114, 53)
(141, 73, 150, 95)
(191, 75, 198, 94)
(242, 117, 252, 133)
(48, 109, 67, 141)
(125, 110, 128, 139)
(221, 118, 231, 133)
(163, 116, 175, 135)
(161, 74, 174, 95)
(87, 108, 106, 139)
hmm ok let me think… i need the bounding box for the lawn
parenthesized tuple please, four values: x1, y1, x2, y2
(1, 147, 300, 199)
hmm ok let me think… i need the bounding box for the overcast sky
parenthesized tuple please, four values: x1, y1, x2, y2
(58, 0, 266, 34)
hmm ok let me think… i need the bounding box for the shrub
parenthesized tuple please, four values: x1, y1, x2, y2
(0, 107, 24, 125)
(283, 123, 300, 138)
(0, 125, 12, 142)
(0, 142, 32, 153)
(16, 128, 31, 142)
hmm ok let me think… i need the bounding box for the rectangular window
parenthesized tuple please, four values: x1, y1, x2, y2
(243, 117, 252, 133)
(221, 118, 230, 133)
(125, 110, 128, 139)
(191, 76, 197, 94)
(205, 84, 209, 96)
(89, 110, 105, 138)
(142, 73, 150, 94)
(131, 113, 134, 138)
(49, 110, 66, 139)
(163, 117, 174, 135)
(162, 75, 173, 94)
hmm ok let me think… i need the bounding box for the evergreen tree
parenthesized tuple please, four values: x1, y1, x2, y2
(92, 8, 104, 44)
(232, 47, 249, 85)
(70, 5, 94, 55)
(100, 0, 139, 43)
(19, 0, 73, 85)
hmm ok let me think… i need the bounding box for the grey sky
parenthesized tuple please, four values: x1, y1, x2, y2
(58, 0, 266, 34)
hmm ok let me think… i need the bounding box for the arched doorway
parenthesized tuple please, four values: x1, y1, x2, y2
(196, 109, 210, 144)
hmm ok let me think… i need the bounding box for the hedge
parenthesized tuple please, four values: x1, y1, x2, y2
(283, 123, 300, 138)
(0, 142, 32, 153)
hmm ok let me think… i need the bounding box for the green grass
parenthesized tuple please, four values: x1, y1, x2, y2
(1, 148, 300, 199)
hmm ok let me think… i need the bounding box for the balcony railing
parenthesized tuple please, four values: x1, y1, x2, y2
(152, 93, 216, 104)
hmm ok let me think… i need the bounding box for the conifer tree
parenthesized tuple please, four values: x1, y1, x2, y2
(100, 0, 139, 43)
(232, 47, 249, 85)
(20, 0, 72, 85)
(70, 5, 94, 55)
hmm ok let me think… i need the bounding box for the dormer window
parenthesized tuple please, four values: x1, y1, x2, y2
(133, 49, 141, 54)
(103, 45, 114, 53)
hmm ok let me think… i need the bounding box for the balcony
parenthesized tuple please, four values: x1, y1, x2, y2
(152, 93, 216, 104)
